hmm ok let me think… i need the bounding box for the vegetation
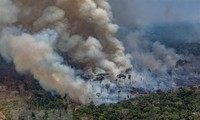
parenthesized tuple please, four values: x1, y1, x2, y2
(26, 90, 68, 110)
(0, 57, 200, 119)
(0, 81, 200, 119)
(74, 86, 200, 120)
(24, 90, 72, 120)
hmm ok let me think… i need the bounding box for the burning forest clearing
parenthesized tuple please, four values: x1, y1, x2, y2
(0, 0, 200, 119)
(0, 59, 200, 119)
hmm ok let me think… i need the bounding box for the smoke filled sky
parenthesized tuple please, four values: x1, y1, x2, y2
(108, 0, 200, 25)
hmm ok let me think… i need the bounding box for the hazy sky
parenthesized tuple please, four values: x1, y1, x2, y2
(108, 0, 200, 25)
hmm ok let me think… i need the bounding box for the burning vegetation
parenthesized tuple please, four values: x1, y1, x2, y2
(0, 0, 200, 119)
(0, 0, 199, 108)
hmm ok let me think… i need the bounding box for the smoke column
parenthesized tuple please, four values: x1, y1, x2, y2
(0, 0, 132, 104)
(0, 0, 191, 105)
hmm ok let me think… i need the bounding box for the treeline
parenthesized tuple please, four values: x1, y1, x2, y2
(26, 90, 68, 110)
(25, 85, 200, 120)
(74, 86, 200, 120)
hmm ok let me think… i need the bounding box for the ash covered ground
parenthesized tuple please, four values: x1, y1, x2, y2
(87, 56, 200, 104)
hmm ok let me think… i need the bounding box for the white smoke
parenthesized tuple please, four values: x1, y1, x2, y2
(33, 6, 65, 32)
(0, 0, 132, 104)
(0, 28, 91, 104)
(0, 0, 19, 25)
(0, 0, 184, 105)
(124, 32, 181, 73)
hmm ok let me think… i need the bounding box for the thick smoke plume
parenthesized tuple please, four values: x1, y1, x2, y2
(0, 28, 91, 104)
(1, 0, 192, 105)
(0, 0, 131, 104)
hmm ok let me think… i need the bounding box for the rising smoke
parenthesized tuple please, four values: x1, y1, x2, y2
(108, 0, 198, 73)
(0, 0, 132, 104)
(124, 32, 181, 73)
(0, 0, 188, 105)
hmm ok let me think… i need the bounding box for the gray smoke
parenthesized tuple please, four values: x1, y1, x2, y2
(108, 0, 200, 25)
(0, 0, 19, 25)
(0, 0, 132, 104)
(124, 32, 181, 73)
(0, 27, 91, 104)
(0, 0, 191, 105)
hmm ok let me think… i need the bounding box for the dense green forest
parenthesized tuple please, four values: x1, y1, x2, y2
(74, 86, 200, 120)
(23, 85, 200, 120)
(1, 81, 200, 119)
(1, 73, 200, 120)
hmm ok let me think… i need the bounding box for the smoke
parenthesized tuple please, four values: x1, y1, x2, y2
(33, 6, 65, 32)
(54, 0, 131, 75)
(108, 0, 200, 25)
(0, 0, 19, 25)
(0, 0, 132, 104)
(123, 32, 181, 73)
(0, 0, 194, 105)
(0, 28, 92, 104)
(108, 0, 200, 73)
